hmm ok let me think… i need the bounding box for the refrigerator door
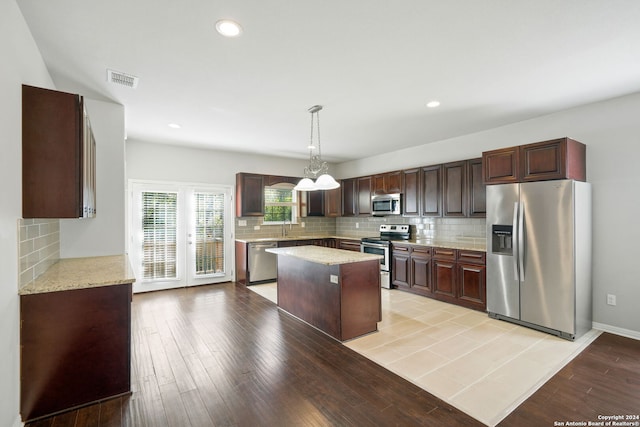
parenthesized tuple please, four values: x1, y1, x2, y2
(519, 180, 575, 334)
(486, 183, 520, 318)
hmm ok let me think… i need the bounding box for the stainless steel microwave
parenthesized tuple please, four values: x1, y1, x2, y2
(371, 193, 402, 216)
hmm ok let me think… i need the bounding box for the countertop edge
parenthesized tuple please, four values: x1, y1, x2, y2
(19, 254, 136, 296)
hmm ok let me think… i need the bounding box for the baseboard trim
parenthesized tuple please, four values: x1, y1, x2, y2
(593, 322, 640, 340)
(12, 414, 24, 427)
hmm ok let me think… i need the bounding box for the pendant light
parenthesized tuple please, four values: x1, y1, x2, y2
(294, 105, 340, 191)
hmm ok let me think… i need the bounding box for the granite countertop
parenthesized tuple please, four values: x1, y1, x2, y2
(266, 246, 382, 266)
(402, 238, 486, 252)
(237, 235, 486, 252)
(236, 234, 363, 243)
(19, 255, 136, 295)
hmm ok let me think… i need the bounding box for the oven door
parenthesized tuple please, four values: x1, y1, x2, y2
(360, 241, 389, 271)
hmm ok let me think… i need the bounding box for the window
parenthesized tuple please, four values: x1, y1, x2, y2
(141, 191, 178, 280)
(263, 185, 298, 224)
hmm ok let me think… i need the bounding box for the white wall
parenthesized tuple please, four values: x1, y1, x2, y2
(0, 1, 54, 426)
(126, 140, 314, 184)
(337, 92, 640, 337)
(59, 99, 126, 258)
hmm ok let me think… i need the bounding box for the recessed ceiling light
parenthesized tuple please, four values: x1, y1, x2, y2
(168, 123, 181, 129)
(426, 100, 441, 108)
(215, 19, 243, 37)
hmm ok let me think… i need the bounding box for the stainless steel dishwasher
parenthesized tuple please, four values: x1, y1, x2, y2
(247, 242, 278, 284)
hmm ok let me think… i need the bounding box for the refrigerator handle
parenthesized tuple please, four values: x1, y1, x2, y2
(518, 202, 525, 282)
(513, 202, 519, 281)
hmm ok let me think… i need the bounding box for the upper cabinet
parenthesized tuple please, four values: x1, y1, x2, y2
(467, 158, 486, 217)
(402, 168, 420, 217)
(357, 176, 372, 216)
(22, 85, 96, 219)
(421, 165, 443, 217)
(324, 187, 342, 217)
(482, 137, 586, 184)
(373, 171, 403, 195)
(236, 173, 265, 217)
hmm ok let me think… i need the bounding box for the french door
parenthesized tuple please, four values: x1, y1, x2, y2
(129, 181, 233, 293)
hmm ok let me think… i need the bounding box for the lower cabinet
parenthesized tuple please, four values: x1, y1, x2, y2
(392, 244, 486, 311)
(337, 238, 361, 252)
(20, 284, 132, 422)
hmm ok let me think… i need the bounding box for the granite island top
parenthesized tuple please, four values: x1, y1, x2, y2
(266, 246, 383, 266)
(19, 255, 136, 295)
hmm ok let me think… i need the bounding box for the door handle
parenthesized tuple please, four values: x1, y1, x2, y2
(512, 202, 519, 281)
(518, 202, 525, 282)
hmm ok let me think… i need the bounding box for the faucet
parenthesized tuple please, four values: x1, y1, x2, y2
(281, 211, 290, 237)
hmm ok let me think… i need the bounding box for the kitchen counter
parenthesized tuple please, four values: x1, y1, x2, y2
(266, 245, 382, 265)
(236, 234, 363, 243)
(19, 254, 136, 295)
(403, 238, 486, 252)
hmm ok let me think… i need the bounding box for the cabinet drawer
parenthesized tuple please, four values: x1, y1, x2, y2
(433, 248, 457, 260)
(458, 250, 486, 265)
(392, 243, 412, 254)
(411, 245, 431, 257)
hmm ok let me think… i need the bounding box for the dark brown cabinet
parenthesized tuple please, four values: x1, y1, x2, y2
(467, 158, 486, 217)
(22, 85, 96, 218)
(337, 238, 361, 252)
(20, 284, 132, 422)
(402, 168, 420, 216)
(457, 250, 486, 310)
(442, 161, 466, 217)
(236, 173, 265, 217)
(357, 176, 372, 215)
(341, 178, 357, 217)
(391, 243, 432, 296)
(421, 165, 442, 217)
(306, 190, 325, 216)
(392, 244, 486, 311)
(483, 137, 586, 184)
(443, 158, 486, 218)
(324, 187, 342, 217)
(373, 171, 403, 195)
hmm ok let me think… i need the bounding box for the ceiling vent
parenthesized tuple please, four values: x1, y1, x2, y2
(107, 69, 139, 88)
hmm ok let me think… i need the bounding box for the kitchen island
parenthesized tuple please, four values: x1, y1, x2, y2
(266, 246, 382, 341)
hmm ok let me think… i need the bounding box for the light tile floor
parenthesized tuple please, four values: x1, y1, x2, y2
(248, 283, 600, 426)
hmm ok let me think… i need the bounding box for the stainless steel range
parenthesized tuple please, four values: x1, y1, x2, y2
(361, 224, 410, 289)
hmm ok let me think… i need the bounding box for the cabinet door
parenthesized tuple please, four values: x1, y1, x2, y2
(482, 146, 520, 185)
(432, 259, 457, 299)
(236, 173, 264, 217)
(324, 187, 342, 217)
(443, 161, 466, 217)
(357, 176, 372, 215)
(341, 178, 357, 216)
(458, 262, 486, 310)
(402, 168, 420, 216)
(410, 246, 432, 294)
(337, 239, 361, 252)
(22, 85, 85, 218)
(373, 174, 387, 195)
(386, 171, 403, 194)
(392, 245, 411, 289)
(306, 190, 325, 216)
(421, 165, 442, 217)
(467, 158, 486, 217)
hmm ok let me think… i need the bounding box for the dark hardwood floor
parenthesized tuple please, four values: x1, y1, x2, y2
(26, 282, 639, 427)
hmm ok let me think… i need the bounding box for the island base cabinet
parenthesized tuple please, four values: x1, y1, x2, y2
(20, 284, 132, 422)
(276, 256, 381, 341)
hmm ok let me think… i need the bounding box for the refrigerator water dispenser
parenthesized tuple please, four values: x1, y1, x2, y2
(491, 225, 513, 255)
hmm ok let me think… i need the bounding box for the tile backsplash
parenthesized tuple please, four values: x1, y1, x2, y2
(18, 218, 60, 288)
(236, 215, 486, 242)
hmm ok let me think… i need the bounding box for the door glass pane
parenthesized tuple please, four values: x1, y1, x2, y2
(141, 192, 178, 280)
(194, 192, 225, 275)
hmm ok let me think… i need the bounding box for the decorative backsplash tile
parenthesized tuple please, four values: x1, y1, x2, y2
(18, 218, 60, 288)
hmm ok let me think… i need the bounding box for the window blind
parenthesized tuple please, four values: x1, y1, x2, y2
(194, 192, 225, 275)
(141, 192, 178, 280)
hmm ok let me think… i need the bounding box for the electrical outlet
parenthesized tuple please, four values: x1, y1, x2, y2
(356, 223, 359, 228)
(253, 225, 260, 230)
(607, 294, 616, 306)
(238, 220, 247, 226)
(329, 274, 339, 284)
(301, 222, 305, 228)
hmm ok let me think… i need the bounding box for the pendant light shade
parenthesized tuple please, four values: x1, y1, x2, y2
(294, 105, 340, 192)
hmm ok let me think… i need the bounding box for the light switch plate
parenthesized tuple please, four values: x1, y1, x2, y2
(330, 274, 339, 284)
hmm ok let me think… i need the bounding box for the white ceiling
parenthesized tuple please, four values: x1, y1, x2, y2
(18, 0, 640, 163)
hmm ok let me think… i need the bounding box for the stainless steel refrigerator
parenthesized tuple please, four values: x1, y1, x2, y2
(486, 180, 592, 340)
